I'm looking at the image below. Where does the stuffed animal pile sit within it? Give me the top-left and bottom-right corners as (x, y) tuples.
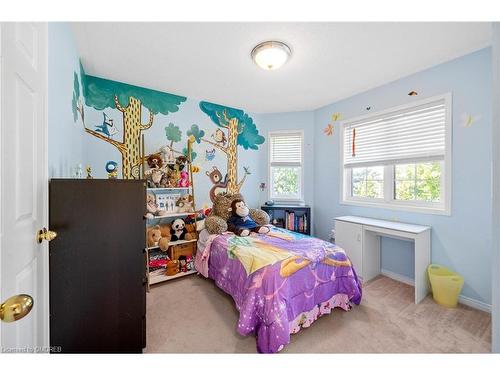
(144, 152), (191, 189)
(204, 193), (270, 235)
(146, 218), (197, 251)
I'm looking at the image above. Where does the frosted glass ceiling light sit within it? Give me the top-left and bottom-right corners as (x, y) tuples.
(251, 41), (291, 70)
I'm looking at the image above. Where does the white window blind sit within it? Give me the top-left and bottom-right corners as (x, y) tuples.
(343, 99), (446, 168)
(270, 132), (302, 166)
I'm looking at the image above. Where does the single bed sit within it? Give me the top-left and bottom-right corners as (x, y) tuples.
(195, 226), (362, 353)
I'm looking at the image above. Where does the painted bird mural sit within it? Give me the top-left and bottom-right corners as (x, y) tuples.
(205, 148), (216, 161)
(94, 113), (118, 139)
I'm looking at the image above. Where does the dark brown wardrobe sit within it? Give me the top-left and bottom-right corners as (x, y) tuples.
(49, 179), (146, 353)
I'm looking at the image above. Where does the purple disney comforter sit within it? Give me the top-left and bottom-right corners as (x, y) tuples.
(201, 227), (362, 353)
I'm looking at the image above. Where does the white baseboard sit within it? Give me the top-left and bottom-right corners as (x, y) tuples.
(380, 269), (491, 313)
(458, 295), (491, 313)
(381, 269), (414, 286)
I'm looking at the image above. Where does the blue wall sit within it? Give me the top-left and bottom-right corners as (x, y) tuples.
(312, 48), (492, 305)
(48, 23), (85, 178)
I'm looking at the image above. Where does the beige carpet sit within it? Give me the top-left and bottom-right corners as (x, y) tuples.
(145, 274), (491, 353)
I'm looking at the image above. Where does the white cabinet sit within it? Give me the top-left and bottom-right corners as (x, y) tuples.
(334, 220), (363, 278)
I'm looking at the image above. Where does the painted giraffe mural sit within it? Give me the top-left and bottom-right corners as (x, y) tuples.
(200, 101), (265, 196)
(74, 62), (186, 179)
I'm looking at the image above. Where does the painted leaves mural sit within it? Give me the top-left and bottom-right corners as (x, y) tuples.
(200, 101), (264, 197)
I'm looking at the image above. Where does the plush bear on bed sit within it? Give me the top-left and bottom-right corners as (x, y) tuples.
(227, 199), (270, 237)
(204, 193), (270, 235)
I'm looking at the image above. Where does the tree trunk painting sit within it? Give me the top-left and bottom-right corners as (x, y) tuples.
(83, 95), (153, 179)
(202, 111), (246, 194)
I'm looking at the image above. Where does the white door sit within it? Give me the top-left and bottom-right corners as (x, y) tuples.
(335, 220), (363, 278)
(0, 23), (49, 352)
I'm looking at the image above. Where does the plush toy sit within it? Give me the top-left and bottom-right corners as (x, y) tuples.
(145, 193), (167, 219)
(157, 223), (172, 252)
(178, 255), (188, 273)
(176, 194), (194, 213)
(160, 145), (175, 165)
(175, 155), (188, 170)
(170, 218), (194, 241)
(203, 194), (270, 236)
(147, 153), (163, 169)
(227, 199), (270, 237)
(184, 222), (198, 240)
(186, 255), (194, 271)
(166, 260), (179, 276)
(178, 171), (190, 187)
(144, 168), (164, 188)
(147, 225), (163, 247)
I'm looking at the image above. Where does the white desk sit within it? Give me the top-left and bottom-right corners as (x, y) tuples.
(334, 216), (431, 304)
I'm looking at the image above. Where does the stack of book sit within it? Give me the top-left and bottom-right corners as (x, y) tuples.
(285, 211), (308, 233)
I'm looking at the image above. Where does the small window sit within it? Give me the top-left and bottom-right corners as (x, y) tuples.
(341, 94), (451, 215)
(269, 131), (303, 202)
(394, 162), (442, 203)
(352, 166), (384, 199)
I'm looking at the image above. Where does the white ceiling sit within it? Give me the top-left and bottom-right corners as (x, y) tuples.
(72, 22), (491, 113)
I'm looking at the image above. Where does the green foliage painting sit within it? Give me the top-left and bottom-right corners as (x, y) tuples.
(164, 123), (182, 147)
(72, 72), (83, 123)
(199, 101), (264, 195)
(187, 124), (205, 144)
(183, 147), (197, 162)
(77, 62), (187, 179)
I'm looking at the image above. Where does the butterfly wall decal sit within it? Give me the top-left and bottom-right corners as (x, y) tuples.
(462, 113), (482, 128)
(323, 112), (342, 137)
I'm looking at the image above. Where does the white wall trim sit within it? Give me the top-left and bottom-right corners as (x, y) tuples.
(381, 269), (491, 313)
(381, 269), (415, 286)
(458, 295), (492, 313)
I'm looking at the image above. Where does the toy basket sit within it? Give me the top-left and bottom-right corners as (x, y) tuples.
(427, 264), (464, 308)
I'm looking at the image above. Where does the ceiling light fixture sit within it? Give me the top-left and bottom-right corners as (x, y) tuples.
(251, 41), (291, 71)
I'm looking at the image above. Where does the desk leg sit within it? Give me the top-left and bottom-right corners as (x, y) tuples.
(363, 230), (381, 282)
(414, 230), (431, 303)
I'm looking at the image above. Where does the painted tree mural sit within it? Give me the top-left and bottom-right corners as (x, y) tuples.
(164, 122), (182, 148)
(78, 63), (186, 178)
(200, 101), (264, 194)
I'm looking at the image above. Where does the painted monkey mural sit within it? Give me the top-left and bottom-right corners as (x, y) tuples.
(74, 63), (186, 179)
(200, 102), (264, 196)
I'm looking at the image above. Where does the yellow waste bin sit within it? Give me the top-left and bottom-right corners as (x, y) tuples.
(427, 264), (464, 308)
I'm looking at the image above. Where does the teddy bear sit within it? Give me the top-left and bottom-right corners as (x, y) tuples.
(147, 223), (172, 250)
(147, 225), (163, 247)
(227, 199), (270, 237)
(170, 218), (194, 241)
(166, 260), (179, 276)
(145, 193), (167, 219)
(176, 194), (194, 213)
(204, 193), (270, 235)
(147, 153), (163, 169)
(157, 223), (172, 252)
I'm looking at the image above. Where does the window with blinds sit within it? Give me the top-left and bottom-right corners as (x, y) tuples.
(341, 94), (451, 215)
(343, 99), (446, 168)
(269, 131), (303, 201)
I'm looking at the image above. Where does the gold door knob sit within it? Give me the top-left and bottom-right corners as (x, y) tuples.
(0, 294), (33, 322)
(37, 228), (57, 243)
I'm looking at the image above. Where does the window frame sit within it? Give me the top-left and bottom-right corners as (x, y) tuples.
(339, 93), (452, 216)
(268, 130), (305, 203)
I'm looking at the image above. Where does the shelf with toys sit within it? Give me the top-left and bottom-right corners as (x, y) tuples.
(142, 136), (199, 288)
